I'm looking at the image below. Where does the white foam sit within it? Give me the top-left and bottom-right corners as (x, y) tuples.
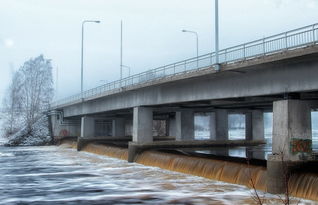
(0, 152), (14, 157)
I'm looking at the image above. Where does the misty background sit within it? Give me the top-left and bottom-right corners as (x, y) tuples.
(1, 0), (318, 101)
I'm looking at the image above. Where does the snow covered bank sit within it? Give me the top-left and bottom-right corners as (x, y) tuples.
(5, 115), (52, 146)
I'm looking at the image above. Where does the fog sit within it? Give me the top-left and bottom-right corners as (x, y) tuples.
(0, 0), (318, 102)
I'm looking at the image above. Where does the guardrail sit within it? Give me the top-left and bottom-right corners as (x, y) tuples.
(51, 23), (318, 108)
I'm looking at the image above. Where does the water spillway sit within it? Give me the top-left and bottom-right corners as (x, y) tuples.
(82, 143), (128, 160)
(136, 151), (267, 191)
(289, 173), (318, 200)
(62, 140), (318, 202)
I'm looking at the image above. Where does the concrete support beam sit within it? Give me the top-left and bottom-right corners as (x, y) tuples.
(210, 110), (228, 140)
(112, 118), (125, 137)
(245, 110), (264, 141)
(133, 107), (153, 143)
(175, 110), (194, 140)
(267, 100), (312, 194)
(80, 116), (95, 138)
(168, 117), (176, 137)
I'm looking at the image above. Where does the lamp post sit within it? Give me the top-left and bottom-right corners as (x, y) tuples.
(81, 20), (100, 98)
(215, 0), (220, 71)
(182, 29), (199, 67)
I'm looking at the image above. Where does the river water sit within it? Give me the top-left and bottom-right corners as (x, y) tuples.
(1, 145), (305, 205)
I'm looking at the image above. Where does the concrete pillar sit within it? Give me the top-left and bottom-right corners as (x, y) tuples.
(125, 120), (133, 136)
(168, 117), (176, 137)
(210, 110), (228, 140)
(245, 110), (264, 141)
(133, 107), (153, 143)
(272, 100), (312, 160)
(267, 100), (312, 194)
(112, 118), (125, 137)
(209, 112), (216, 139)
(80, 116), (95, 138)
(175, 110), (194, 140)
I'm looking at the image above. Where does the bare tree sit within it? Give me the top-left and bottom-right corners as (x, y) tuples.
(18, 55), (53, 129)
(2, 71), (23, 137)
(2, 55), (54, 137)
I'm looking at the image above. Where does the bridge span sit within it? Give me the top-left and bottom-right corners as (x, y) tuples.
(50, 23), (318, 194)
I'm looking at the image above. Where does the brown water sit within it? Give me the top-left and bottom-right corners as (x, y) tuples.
(136, 151), (267, 191)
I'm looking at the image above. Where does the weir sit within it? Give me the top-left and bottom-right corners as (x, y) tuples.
(60, 140), (318, 201)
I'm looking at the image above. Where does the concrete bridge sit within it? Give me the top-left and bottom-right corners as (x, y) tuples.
(50, 23), (318, 194)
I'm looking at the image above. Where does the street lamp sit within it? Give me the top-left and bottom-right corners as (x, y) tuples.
(215, 0), (220, 71)
(81, 20), (100, 98)
(182, 29), (199, 67)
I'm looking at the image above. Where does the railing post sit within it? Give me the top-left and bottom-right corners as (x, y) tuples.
(225, 49), (227, 63)
(313, 25), (316, 43)
(285, 32), (288, 50)
(243, 44), (246, 59)
(197, 57), (199, 69)
(173, 64), (176, 74)
(263, 38), (266, 56)
(184, 60), (187, 71)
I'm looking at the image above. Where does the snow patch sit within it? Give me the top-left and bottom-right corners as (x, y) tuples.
(5, 115), (52, 146)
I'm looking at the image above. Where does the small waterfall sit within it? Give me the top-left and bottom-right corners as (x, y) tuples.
(60, 139), (78, 149)
(82, 143), (128, 160)
(136, 151), (267, 191)
(289, 173), (318, 201)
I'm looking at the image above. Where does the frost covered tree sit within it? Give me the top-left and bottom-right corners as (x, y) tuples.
(2, 55), (54, 143)
(2, 71), (23, 136)
(18, 55), (54, 129)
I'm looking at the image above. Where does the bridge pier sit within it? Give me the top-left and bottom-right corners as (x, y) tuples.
(245, 110), (264, 141)
(210, 109), (228, 140)
(80, 116), (95, 138)
(175, 110), (194, 140)
(267, 100), (312, 194)
(128, 107), (153, 162)
(132, 107), (153, 143)
(112, 118), (126, 137)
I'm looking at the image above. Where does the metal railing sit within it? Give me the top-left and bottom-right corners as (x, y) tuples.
(51, 23), (318, 108)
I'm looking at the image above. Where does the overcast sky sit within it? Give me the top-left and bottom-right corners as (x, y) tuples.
(0, 0), (318, 102)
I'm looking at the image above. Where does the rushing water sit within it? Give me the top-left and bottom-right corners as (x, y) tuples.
(0, 145), (304, 205)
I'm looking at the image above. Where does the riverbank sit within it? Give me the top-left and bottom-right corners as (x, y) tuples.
(60, 139), (318, 202)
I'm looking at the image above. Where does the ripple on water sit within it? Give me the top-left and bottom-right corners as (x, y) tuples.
(0, 146), (317, 205)
(0, 152), (14, 157)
